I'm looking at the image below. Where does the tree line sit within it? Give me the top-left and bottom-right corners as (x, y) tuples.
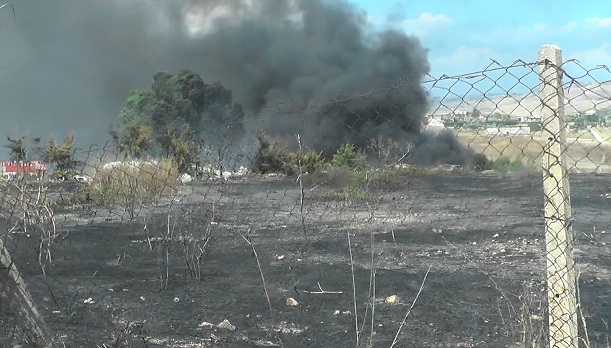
(3, 69), (245, 179)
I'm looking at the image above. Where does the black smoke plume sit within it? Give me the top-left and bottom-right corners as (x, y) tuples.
(0, 0), (470, 165)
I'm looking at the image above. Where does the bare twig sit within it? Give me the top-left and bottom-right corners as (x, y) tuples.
(2, 176), (58, 277)
(369, 228), (376, 346)
(347, 231), (359, 348)
(240, 230), (273, 318)
(392, 142), (414, 167)
(296, 134), (307, 239)
(302, 282), (343, 294)
(390, 265), (432, 348)
(576, 269), (591, 348)
(0, 3), (15, 28)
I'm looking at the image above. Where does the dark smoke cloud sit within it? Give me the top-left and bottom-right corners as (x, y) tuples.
(0, 0), (470, 165)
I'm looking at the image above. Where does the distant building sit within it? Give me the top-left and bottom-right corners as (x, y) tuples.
(0, 161), (48, 180)
(425, 117), (445, 128)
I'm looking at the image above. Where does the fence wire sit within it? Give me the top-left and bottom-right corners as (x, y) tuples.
(0, 56), (610, 348)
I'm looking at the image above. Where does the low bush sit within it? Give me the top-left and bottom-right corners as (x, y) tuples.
(288, 151), (325, 175)
(471, 153), (531, 173)
(308, 167), (374, 202)
(70, 159), (179, 215)
(255, 136), (372, 177)
(254, 133), (325, 175)
(254, 134), (291, 174)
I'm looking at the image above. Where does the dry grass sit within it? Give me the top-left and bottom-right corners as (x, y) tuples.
(73, 159), (179, 216)
(0, 176), (58, 277)
(455, 130), (611, 172)
(456, 130), (544, 163)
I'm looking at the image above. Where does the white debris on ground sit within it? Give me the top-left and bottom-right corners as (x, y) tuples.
(197, 321), (214, 328)
(259, 321), (307, 336)
(217, 319), (236, 331)
(198, 165), (250, 181)
(179, 173), (193, 184)
(73, 174), (91, 183)
(102, 160), (159, 171)
(384, 295), (400, 305)
(285, 297), (299, 307)
(99, 160), (250, 182)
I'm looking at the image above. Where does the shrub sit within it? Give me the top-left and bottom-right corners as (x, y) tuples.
(70, 159), (179, 216)
(254, 133), (291, 174)
(330, 169), (373, 202)
(331, 144), (367, 171)
(471, 154), (530, 173)
(254, 133), (325, 175)
(288, 151), (325, 175)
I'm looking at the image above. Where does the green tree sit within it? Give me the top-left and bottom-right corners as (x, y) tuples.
(109, 122), (152, 159)
(119, 89), (155, 126)
(167, 133), (200, 174)
(471, 107), (481, 119)
(37, 133), (81, 179)
(113, 70), (244, 173)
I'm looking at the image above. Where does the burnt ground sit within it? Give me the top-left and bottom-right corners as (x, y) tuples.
(5, 170), (611, 347)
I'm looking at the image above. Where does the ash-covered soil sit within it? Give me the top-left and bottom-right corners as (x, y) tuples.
(8, 171), (611, 347)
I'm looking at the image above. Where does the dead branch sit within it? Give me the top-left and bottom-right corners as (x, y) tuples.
(301, 282), (343, 295)
(239, 230), (273, 318)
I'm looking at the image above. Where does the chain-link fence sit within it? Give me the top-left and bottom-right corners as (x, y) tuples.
(0, 45), (610, 347)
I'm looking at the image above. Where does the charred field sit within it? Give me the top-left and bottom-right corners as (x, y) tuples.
(9, 170), (611, 347)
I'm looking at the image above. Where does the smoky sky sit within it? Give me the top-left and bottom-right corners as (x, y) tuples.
(0, 0), (469, 164)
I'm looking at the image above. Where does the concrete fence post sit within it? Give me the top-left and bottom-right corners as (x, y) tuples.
(538, 44), (578, 348)
(0, 236), (53, 347)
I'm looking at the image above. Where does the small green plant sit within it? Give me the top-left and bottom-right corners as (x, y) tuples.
(331, 144), (367, 171)
(318, 168), (374, 202)
(492, 157), (526, 172)
(472, 154), (530, 173)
